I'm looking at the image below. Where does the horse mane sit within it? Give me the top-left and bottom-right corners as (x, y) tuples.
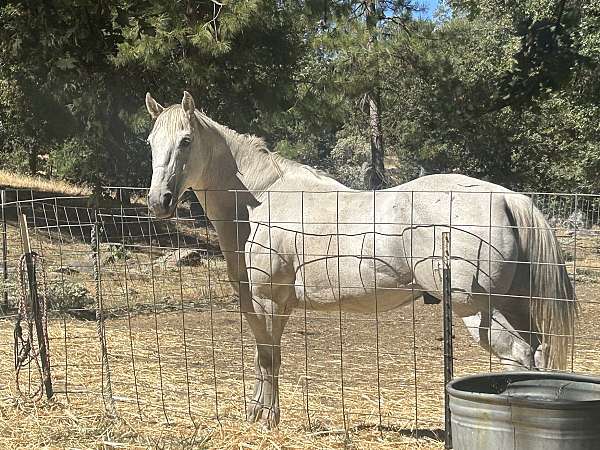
(198, 112), (327, 181)
(197, 110), (333, 183)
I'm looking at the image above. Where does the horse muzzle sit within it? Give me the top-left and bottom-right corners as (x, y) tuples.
(148, 186), (177, 219)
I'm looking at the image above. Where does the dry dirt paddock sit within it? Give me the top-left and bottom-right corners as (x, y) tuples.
(0, 216), (597, 449)
(0, 289), (599, 449)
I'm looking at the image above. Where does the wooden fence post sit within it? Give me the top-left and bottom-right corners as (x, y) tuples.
(18, 213), (53, 400)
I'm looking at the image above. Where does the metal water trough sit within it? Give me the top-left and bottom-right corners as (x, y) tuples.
(447, 372), (600, 450)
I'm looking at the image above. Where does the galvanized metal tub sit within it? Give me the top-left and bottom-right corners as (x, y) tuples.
(447, 372), (600, 450)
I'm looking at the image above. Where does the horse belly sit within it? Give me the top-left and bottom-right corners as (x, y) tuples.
(296, 263), (415, 313)
(297, 284), (416, 313)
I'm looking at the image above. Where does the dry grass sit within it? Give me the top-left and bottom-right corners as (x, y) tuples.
(0, 170), (91, 197)
(1, 286), (599, 449)
(0, 203), (598, 449)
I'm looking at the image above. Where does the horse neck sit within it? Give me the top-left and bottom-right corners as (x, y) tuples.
(188, 124), (257, 270)
(201, 117), (283, 197)
(196, 187), (252, 284)
(193, 118), (290, 277)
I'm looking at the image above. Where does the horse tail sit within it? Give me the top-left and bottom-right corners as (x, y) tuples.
(505, 194), (578, 369)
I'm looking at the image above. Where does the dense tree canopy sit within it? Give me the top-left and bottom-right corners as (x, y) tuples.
(0, 0), (598, 193)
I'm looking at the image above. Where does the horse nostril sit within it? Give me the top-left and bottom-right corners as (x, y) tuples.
(161, 192), (173, 210)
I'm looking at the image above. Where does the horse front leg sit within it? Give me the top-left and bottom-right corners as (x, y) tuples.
(244, 296), (292, 428)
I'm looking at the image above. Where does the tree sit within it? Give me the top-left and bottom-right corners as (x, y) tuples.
(0, 1), (150, 187)
(1, 0), (599, 195)
(380, 0), (600, 192)
(112, 0), (308, 137)
(291, 0), (417, 189)
(0, 0), (309, 189)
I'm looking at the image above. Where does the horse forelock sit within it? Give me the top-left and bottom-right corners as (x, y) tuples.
(150, 105), (196, 140)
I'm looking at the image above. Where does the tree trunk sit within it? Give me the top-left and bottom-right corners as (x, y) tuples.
(28, 144), (38, 176)
(367, 91), (385, 189)
(365, 0), (385, 190)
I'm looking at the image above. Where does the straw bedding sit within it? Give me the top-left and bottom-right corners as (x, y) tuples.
(0, 283), (599, 449)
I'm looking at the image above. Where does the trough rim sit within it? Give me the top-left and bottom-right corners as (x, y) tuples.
(447, 371), (600, 410)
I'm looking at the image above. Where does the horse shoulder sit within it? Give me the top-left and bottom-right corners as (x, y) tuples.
(245, 207), (297, 298)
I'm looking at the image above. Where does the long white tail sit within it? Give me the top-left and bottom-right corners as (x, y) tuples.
(505, 194), (578, 369)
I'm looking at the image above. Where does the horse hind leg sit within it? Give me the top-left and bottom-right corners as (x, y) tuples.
(487, 307), (536, 370)
(534, 343), (548, 369)
(456, 294), (536, 370)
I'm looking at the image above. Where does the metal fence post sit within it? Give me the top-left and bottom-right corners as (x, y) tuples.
(2, 190), (8, 311)
(92, 205), (117, 416)
(442, 231), (454, 449)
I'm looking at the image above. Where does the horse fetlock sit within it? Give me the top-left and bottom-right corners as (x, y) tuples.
(534, 343), (548, 369)
(487, 314), (535, 370)
(495, 338), (534, 370)
(511, 336), (534, 368)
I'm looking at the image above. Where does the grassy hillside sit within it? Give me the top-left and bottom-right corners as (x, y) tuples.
(0, 170), (91, 197)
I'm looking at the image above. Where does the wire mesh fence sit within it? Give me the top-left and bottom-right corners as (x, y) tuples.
(0, 187), (598, 441)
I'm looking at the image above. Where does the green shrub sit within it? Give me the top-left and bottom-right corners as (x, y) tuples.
(46, 281), (94, 311)
(0, 275), (20, 309)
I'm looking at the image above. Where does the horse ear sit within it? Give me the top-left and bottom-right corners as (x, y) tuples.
(145, 92), (164, 119)
(181, 91), (195, 118)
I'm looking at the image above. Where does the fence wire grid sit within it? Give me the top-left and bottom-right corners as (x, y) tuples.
(0, 187), (599, 439)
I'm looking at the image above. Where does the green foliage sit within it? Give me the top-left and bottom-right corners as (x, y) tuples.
(0, 0), (311, 188)
(379, 1), (600, 192)
(46, 281), (94, 312)
(50, 138), (94, 184)
(329, 126), (371, 189)
(0, 273), (20, 309)
(104, 243), (130, 264)
(0, 0), (599, 194)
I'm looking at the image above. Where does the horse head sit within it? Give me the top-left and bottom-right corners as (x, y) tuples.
(145, 91), (210, 218)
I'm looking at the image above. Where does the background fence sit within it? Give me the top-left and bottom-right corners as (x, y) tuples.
(0, 187), (599, 441)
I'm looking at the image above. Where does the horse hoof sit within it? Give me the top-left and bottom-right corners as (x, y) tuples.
(246, 402), (262, 423)
(246, 402), (280, 428)
(261, 408), (280, 429)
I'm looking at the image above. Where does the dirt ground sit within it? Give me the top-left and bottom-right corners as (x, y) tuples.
(0, 207), (598, 449)
(0, 282), (599, 449)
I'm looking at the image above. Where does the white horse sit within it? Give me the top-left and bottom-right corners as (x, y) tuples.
(144, 91), (577, 427)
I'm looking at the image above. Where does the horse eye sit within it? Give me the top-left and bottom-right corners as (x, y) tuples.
(180, 137), (192, 148)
